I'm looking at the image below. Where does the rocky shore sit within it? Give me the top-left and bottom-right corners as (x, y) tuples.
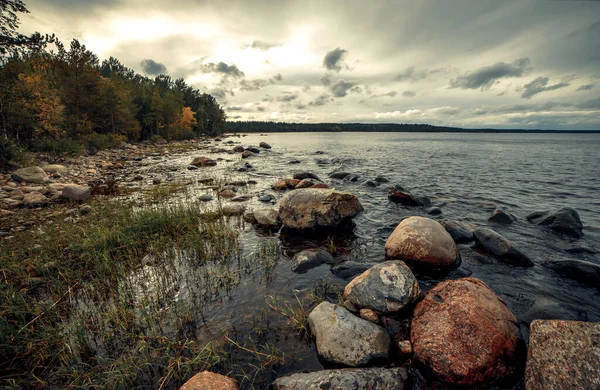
(2, 135), (598, 389)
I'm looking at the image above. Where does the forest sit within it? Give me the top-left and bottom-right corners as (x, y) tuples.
(0, 0), (226, 166)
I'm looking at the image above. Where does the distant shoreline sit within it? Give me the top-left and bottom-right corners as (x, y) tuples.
(225, 122), (600, 134)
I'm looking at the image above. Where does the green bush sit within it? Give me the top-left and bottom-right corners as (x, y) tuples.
(81, 133), (123, 155)
(29, 137), (83, 163)
(0, 137), (26, 169)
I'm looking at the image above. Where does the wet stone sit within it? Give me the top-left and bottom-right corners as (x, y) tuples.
(291, 248), (334, 273)
(272, 367), (409, 390)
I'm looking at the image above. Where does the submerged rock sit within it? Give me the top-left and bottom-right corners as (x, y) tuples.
(12, 166), (49, 184)
(489, 208), (517, 224)
(329, 171), (351, 180)
(343, 261), (421, 314)
(526, 320), (600, 390)
(259, 141), (271, 149)
(308, 302), (391, 366)
(293, 172), (321, 181)
(388, 185), (429, 206)
(291, 248), (334, 273)
(295, 178), (316, 189)
(233, 145), (245, 153)
(544, 259), (600, 288)
(331, 261), (378, 279)
(473, 228), (533, 267)
(258, 193), (276, 203)
(279, 188), (362, 229)
(180, 371), (239, 390)
(527, 207), (583, 239)
(441, 220), (473, 243)
(411, 278), (522, 387)
(222, 204), (246, 216)
(241, 150), (255, 159)
(272, 367), (409, 390)
(384, 216), (460, 268)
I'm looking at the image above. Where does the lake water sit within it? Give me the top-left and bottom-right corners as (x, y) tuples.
(127, 132), (600, 388)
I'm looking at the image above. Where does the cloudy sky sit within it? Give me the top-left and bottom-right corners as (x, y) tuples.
(20, 0), (600, 129)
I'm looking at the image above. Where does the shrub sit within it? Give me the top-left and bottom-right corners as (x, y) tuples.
(29, 137), (83, 163)
(0, 137), (26, 169)
(81, 132), (123, 155)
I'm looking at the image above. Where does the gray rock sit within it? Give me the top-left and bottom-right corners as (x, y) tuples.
(291, 248), (334, 273)
(344, 261), (421, 314)
(279, 188), (362, 229)
(527, 207), (584, 239)
(473, 228), (533, 267)
(308, 302), (391, 366)
(272, 367), (409, 390)
(526, 320), (600, 390)
(23, 192), (48, 207)
(441, 220), (473, 243)
(231, 195), (250, 202)
(489, 208), (517, 224)
(426, 207), (442, 216)
(61, 184), (91, 201)
(246, 146), (260, 153)
(364, 180), (379, 188)
(259, 141), (271, 149)
(544, 259), (600, 288)
(293, 172), (321, 181)
(198, 194), (213, 202)
(42, 164), (67, 174)
(375, 176), (390, 183)
(253, 208), (281, 228)
(330, 171), (351, 180)
(258, 194), (276, 203)
(79, 205), (93, 215)
(332, 261), (378, 279)
(385, 216), (460, 268)
(12, 167), (49, 184)
(233, 145), (245, 152)
(187, 165), (198, 170)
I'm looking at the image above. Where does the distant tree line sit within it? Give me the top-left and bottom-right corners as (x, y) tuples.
(226, 121), (599, 134)
(0, 0), (225, 166)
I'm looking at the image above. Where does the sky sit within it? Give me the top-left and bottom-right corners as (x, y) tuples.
(19, 0), (600, 129)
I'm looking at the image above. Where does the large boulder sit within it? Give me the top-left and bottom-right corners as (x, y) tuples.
(272, 367), (409, 390)
(180, 371), (239, 390)
(527, 207), (583, 239)
(473, 228), (533, 266)
(384, 216), (460, 268)
(61, 184), (91, 201)
(343, 261), (421, 314)
(190, 157), (217, 167)
(308, 302), (390, 366)
(544, 259), (600, 288)
(525, 320), (600, 390)
(291, 248), (334, 273)
(23, 192), (48, 207)
(12, 166), (49, 184)
(279, 188), (361, 229)
(411, 278), (521, 387)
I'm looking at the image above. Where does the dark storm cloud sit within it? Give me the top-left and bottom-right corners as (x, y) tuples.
(239, 74), (282, 91)
(210, 88), (234, 100)
(323, 48), (348, 72)
(140, 59), (167, 75)
(577, 97), (600, 110)
(330, 80), (358, 97)
(200, 62), (245, 78)
(576, 84), (595, 91)
(450, 58), (530, 90)
(309, 94), (332, 106)
(276, 93), (298, 102)
(395, 67), (442, 82)
(521, 77), (570, 99)
(402, 90), (416, 97)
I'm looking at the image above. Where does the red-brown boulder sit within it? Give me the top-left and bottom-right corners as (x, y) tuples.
(180, 371), (239, 390)
(411, 278), (521, 387)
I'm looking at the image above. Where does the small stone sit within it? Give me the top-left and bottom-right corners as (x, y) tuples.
(23, 192), (48, 207)
(359, 308), (379, 323)
(187, 165), (198, 170)
(219, 189), (236, 198)
(180, 371), (239, 390)
(330, 171), (351, 179)
(79, 205), (92, 215)
(259, 141), (271, 149)
(295, 178), (315, 189)
(190, 157), (217, 167)
(231, 195), (250, 202)
(61, 184), (91, 201)
(222, 204), (246, 216)
(272, 180), (288, 191)
(398, 340), (412, 354)
(489, 208), (517, 224)
(253, 208), (280, 227)
(291, 248), (334, 273)
(198, 194), (213, 202)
